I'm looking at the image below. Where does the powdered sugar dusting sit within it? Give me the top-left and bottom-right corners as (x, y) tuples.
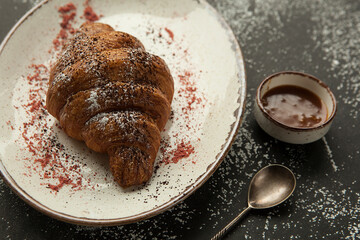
(208, 0), (360, 239)
(86, 111), (144, 134)
(52, 72), (71, 86)
(96, 115), (108, 129)
(322, 137), (338, 172)
(1, 0), (359, 239)
(0, 0), (244, 225)
(86, 90), (100, 111)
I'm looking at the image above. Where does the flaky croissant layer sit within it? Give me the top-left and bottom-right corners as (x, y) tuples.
(46, 22), (174, 187)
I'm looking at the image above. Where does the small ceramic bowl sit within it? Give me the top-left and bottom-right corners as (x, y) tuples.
(254, 71), (337, 144)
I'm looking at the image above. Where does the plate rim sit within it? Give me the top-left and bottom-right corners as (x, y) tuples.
(0, 0), (247, 226)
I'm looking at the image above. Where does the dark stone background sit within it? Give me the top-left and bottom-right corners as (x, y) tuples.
(0, 0), (359, 239)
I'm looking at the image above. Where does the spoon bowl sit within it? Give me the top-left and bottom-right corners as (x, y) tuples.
(212, 164), (296, 240)
(249, 164), (296, 209)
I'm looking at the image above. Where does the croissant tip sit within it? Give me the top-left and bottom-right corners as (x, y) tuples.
(109, 146), (153, 188)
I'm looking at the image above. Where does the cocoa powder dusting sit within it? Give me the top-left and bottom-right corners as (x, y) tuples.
(83, 6), (100, 22)
(53, 3), (77, 50)
(19, 1), (102, 193)
(52, 1), (101, 51)
(164, 27), (174, 42)
(148, 26), (206, 165)
(82, 0), (101, 22)
(58, 3), (76, 14)
(19, 2), (204, 194)
(161, 141), (194, 165)
(177, 71), (203, 116)
(21, 63), (87, 193)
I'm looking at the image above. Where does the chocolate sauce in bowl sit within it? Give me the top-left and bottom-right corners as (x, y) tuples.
(261, 85), (328, 128)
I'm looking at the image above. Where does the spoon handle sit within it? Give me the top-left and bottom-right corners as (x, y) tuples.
(211, 206), (252, 240)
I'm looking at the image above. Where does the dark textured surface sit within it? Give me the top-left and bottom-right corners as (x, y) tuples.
(1, 0), (359, 239)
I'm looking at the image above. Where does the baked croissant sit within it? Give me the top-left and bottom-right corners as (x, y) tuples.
(46, 22), (174, 187)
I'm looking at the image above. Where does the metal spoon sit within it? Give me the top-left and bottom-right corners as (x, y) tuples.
(212, 164), (296, 240)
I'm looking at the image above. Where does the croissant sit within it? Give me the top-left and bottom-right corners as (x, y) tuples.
(46, 22), (174, 187)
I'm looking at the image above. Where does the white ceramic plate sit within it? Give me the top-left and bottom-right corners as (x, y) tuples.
(0, 0), (246, 225)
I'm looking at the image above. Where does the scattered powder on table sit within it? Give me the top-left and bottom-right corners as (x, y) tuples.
(13, 0), (358, 239)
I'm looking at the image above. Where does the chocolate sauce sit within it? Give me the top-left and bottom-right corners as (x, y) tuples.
(261, 85), (328, 128)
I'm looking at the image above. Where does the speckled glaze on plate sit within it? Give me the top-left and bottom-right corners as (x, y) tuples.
(0, 0), (246, 225)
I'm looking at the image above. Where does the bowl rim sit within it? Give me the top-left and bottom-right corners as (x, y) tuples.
(256, 71), (337, 132)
